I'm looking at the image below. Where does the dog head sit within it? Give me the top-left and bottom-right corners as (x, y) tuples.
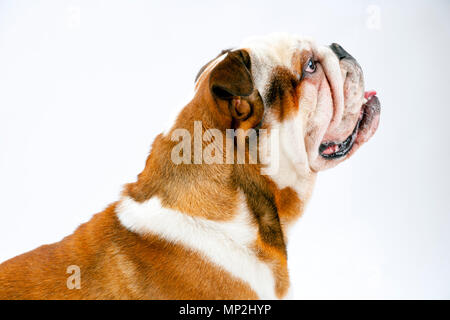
(193, 33), (380, 188)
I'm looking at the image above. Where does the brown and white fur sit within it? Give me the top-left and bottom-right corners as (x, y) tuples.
(0, 33), (380, 300)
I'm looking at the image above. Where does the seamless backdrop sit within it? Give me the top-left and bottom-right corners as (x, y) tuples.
(0, 0), (449, 299)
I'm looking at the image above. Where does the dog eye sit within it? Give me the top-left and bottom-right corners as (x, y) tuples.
(305, 59), (316, 73)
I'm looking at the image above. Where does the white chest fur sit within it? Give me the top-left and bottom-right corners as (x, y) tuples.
(116, 195), (278, 299)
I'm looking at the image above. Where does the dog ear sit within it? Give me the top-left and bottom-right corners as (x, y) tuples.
(209, 50), (254, 119)
(195, 49), (232, 83)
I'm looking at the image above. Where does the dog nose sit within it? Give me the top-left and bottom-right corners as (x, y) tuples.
(329, 43), (354, 61)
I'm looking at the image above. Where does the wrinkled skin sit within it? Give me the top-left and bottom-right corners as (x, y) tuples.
(241, 34), (380, 176)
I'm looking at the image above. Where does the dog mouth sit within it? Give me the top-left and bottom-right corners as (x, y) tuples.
(319, 91), (380, 159)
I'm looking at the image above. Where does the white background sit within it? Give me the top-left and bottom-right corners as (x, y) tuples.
(1, 0), (449, 299)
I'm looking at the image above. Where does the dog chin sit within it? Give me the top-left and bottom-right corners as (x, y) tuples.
(308, 93), (380, 172)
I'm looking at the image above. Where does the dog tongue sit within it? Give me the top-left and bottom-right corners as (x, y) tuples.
(364, 91), (377, 100)
(322, 143), (340, 155)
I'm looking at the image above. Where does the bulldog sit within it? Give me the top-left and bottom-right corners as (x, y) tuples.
(0, 33), (380, 299)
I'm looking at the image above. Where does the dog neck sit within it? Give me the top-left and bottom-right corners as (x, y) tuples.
(117, 85), (317, 299)
(123, 87), (315, 230)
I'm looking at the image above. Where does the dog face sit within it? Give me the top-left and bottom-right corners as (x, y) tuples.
(195, 33), (380, 186)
